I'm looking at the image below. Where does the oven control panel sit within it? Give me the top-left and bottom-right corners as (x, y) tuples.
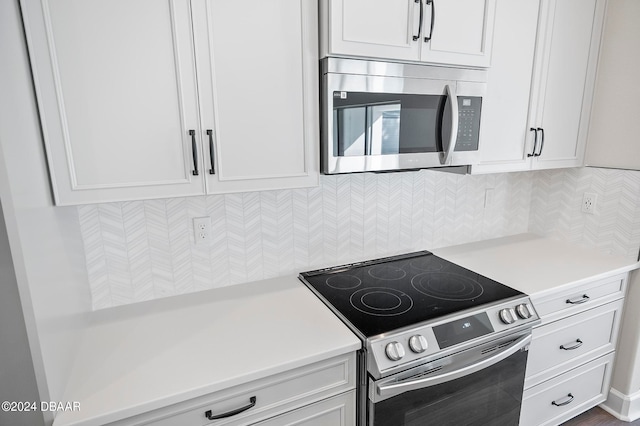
(367, 296), (539, 378)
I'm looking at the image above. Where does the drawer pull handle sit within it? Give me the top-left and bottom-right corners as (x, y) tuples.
(566, 295), (589, 305)
(205, 396), (256, 420)
(560, 339), (583, 351)
(552, 393), (574, 407)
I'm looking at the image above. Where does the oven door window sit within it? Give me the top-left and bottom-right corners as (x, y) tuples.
(332, 92), (450, 157)
(370, 348), (527, 426)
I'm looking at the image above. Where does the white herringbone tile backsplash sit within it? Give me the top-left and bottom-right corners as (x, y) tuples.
(529, 167), (640, 259)
(79, 167), (640, 310)
(78, 170), (533, 309)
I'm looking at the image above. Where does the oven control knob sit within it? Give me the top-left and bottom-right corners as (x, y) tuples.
(385, 341), (405, 361)
(499, 308), (517, 324)
(409, 335), (429, 353)
(516, 303), (533, 319)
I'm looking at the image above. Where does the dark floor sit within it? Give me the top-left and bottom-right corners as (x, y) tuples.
(561, 406), (640, 425)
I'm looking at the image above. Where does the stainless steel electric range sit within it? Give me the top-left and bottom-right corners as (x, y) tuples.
(299, 251), (540, 426)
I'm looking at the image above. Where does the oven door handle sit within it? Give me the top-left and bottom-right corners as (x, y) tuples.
(374, 333), (531, 403)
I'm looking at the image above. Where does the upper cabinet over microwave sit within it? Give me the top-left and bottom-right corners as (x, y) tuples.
(320, 0), (497, 68)
(20, 0), (319, 205)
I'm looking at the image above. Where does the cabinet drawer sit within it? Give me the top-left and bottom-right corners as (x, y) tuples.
(533, 273), (626, 323)
(525, 299), (622, 388)
(107, 353), (355, 426)
(520, 353), (614, 426)
(254, 391), (355, 426)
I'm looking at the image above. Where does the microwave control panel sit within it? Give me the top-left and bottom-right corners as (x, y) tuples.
(455, 97), (482, 151)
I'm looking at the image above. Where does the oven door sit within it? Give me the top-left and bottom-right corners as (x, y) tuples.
(368, 332), (531, 426)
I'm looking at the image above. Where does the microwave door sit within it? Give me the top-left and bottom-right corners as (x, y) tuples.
(327, 89), (449, 174)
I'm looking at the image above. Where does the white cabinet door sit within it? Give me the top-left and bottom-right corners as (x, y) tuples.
(254, 391), (355, 426)
(21, 0), (205, 205)
(322, 0), (495, 67)
(529, 0), (605, 170)
(323, 0), (422, 62)
(192, 0), (319, 194)
(420, 0), (496, 67)
(473, 0), (604, 174)
(472, 0), (540, 174)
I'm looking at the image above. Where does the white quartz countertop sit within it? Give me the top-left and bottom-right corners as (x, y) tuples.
(53, 276), (360, 426)
(432, 233), (640, 299)
(54, 234), (639, 425)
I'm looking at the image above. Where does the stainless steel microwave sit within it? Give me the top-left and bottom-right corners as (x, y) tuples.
(321, 58), (487, 174)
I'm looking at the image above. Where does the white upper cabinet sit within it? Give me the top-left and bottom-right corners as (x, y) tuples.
(192, 0), (318, 194)
(320, 0), (496, 67)
(21, 0), (318, 205)
(473, 0), (605, 174)
(530, 0), (604, 170)
(21, 0), (205, 204)
(474, 0), (541, 173)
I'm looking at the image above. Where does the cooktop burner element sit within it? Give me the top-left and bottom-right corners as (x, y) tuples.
(350, 287), (414, 316)
(300, 251), (524, 338)
(367, 265), (407, 281)
(411, 272), (484, 301)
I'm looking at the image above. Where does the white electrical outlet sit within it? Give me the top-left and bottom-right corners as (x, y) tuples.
(193, 217), (211, 245)
(484, 188), (495, 208)
(582, 192), (597, 214)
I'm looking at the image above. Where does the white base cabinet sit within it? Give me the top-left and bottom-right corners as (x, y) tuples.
(21, 0), (319, 205)
(473, 0), (606, 174)
(519, 273), (628, 426)
(103, 353), (356, 426)
(255, 391), (355, 426)
(520, 353), (615, 426)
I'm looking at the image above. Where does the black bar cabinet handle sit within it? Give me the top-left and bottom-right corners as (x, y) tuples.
(552, 393), (574, 407)
(566, 294), (589, 305)
(560, 339), (583, 351)
(534, 127), (545, 157)
(189, 130), (199, 176)
(204, 396), (256, 420)
(412, 0), (424, 41)
(207, 129), (215, 174)
(527, 128), (538, 157)
(424, 0), (435, 42)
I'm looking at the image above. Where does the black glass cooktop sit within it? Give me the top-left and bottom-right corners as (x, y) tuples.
(299, 251), (523, 338)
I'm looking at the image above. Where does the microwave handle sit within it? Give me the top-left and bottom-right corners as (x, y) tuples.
(441, 84), (458, 165)
(373, 333), (531, 403)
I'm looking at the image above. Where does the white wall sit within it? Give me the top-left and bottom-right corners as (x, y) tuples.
(586, 0), (640, 170)
(0, 0), (92, 424)
(605, 270), (640, 421)
(0, 201), (44, 426)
